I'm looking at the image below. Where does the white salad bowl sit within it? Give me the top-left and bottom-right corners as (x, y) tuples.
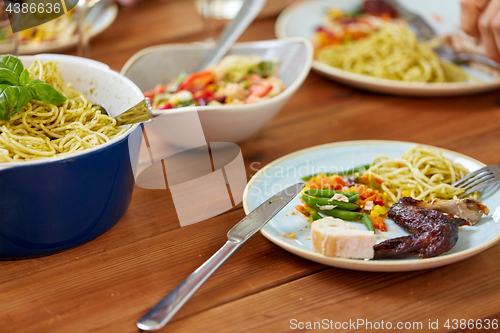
(121, 38), (313, 143)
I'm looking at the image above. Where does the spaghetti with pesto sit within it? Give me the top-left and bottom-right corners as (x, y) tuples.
(363, 146), (471, 205)
(316, 23), (468, 83)
(0, 61), (127, 162)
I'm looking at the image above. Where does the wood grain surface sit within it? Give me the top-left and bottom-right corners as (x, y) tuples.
(2, 0), (500, 332)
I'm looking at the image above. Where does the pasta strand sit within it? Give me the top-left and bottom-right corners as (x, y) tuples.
(0, 61), (127, 162)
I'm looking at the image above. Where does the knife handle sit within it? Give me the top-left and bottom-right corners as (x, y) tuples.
(136, 240), (244, 331)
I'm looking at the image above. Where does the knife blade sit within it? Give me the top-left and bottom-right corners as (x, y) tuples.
(136, 182), (305, 331)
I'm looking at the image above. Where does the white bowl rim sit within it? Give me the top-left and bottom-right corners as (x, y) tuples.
(0, 55), (140, 170)
(120, 37), (314, 114)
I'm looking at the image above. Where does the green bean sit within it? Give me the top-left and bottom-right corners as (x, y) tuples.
(302, 194), (375, 232)
(360, 213), (375, 232)
(312, 212), (323, 221)
(318, 208), (362, 220)
(347, 193), (359, 202)
(301, 194), (359, 211)
(318, 210), (375, 232)
(304, 189), (360, 203)
(301, 164), (371, 181)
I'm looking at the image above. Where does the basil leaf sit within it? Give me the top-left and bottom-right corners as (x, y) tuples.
(27, 79), (67, 105)
(0, 55), (24, 77)
(0, 68), (20, 86)
(0, 84), (32, 121)
(19, 68), (30, 86)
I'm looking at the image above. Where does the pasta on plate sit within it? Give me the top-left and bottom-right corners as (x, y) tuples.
(312, 1), (469, 83)
(363, 146), (471, 205)
(316, 23), (468, 83)
(0, 61), (127, 162)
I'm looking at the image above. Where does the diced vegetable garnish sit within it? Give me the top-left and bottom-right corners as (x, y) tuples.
(145, 55), (286, 109)
(296, 171), (387, 231)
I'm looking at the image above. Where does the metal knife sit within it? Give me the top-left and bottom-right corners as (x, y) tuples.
(136, 182), (305, 331)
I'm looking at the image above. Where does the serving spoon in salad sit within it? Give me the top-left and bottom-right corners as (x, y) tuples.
(194, 0), (267, 71)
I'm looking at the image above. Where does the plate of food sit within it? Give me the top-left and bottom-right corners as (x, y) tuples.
(0, 3), (118, 55)
(275, 0), (500, 96)
(242, 140), (500, 272)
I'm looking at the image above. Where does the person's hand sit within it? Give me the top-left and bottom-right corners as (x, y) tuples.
(460, 0), (500, 62)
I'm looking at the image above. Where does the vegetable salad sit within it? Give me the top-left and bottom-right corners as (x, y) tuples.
(144, 55), (286, 110)
(312, 0), (398, 50)
(297, 172), (388, 232)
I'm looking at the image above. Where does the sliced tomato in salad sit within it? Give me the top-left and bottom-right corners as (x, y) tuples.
(176, 70), (215, 93)
(193, 89), (216, 106)
(158, 103), (173, 110)
(144, 84), (167, 100)
(245, 81), (272, 103)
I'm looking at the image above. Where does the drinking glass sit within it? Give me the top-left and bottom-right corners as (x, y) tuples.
(195, 0), (244, 40)
(76, 0), (90, 57)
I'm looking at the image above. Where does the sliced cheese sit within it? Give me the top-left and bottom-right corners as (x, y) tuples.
(311, 217), (376, 259)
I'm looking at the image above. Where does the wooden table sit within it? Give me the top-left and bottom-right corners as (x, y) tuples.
(3, 1), (500, 332)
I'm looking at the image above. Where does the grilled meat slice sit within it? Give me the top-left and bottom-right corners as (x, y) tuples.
(374, 197), (470, 259)
(413, 198), (489, 225)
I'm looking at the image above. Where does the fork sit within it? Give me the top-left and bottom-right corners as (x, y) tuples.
(434, 45), (500, 71)
(452, 164), (500, 197)
(382, 0), (500, 71)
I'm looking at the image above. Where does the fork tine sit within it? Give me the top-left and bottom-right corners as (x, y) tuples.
(459, 173), (495, 190)
(459, 179), (500, 197)
(452, 166), (490, 187)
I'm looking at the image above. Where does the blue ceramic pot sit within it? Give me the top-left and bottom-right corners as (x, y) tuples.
(0, 55), (144, 259)
(0, 127), (140, 259)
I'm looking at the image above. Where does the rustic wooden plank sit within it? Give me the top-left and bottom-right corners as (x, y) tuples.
(2, 1), (500, 332)
(164, 244), (500, 332)
(0, 190), (325, 332)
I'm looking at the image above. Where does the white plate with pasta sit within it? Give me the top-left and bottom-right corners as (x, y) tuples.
(243, 140), (500, 272)
(0, 3), (118, 55)
(275, 0), (500, 96)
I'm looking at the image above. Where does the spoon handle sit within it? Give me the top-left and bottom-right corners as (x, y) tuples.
(194, 0), (267, 72)
(136, 240), (244, 331)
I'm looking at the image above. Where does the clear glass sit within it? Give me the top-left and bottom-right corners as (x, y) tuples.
(195, 0), (244, 40)
(77, 0), (90, 57)
(196, 0), (244, 19)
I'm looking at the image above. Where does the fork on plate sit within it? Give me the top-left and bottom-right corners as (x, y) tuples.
(382, 0), (500, 71)
(452, 164), (500, 197)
